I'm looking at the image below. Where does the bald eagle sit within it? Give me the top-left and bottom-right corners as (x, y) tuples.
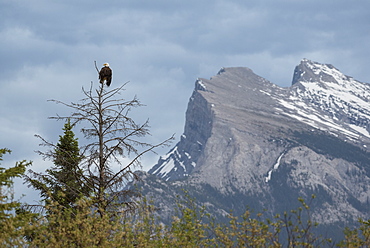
(99, 63), (112, 86)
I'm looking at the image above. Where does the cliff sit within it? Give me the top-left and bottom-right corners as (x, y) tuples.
(140, 59), (370, 234)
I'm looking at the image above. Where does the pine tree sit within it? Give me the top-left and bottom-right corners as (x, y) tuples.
(27, 119), (89, 210)
(0, 148), (35, 246)
(0, 148), (31, 219)
(49, 119), (88, 207)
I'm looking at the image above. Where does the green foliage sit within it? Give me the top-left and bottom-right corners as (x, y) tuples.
(2, 175), (370, 247)
(28, 196), (208, 247)
(29, 198), (128, 247)
(1, 148), (367, 247)
(50, 119), (87, 204)
(0, 148), (24, 218)
(166, 193), (211, 247)
(0, 148), (27, 213)
(0, 148), (37, 247)
(337, 219), (370, 247)
(213, 210), (280, 247)
(27, 119), (89, 211)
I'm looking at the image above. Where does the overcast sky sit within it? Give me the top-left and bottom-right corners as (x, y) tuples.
(1, 0), (370, 202)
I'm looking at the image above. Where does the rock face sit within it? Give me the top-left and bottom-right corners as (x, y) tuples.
(142, 59), (370, 232)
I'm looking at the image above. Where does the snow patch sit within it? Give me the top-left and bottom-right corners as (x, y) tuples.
(185, 152), (191, 159)
(276, 69), (370, 140)
(196, 79), (207, 90)
(159, 146), (178, 161)
(265, 153), (284, 183)
(259, 90), (271, 96)
(155, 158), (175, 178)
(349, 124), (370, 138)
(152, 145), (195, 180)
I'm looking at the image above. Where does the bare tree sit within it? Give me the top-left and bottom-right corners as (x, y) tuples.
(46, 77), (173, 216)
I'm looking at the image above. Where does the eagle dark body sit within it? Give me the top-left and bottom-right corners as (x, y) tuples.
(99, 65), (112, 86)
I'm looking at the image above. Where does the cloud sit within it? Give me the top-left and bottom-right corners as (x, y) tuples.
(1, 0), (370, 202)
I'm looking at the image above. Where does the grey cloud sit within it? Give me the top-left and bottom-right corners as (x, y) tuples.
(1, 0), (370, 202)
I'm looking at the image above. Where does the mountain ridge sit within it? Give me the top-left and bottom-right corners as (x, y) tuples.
(142, 59), (370, 231)
(150, 59), (370, 182)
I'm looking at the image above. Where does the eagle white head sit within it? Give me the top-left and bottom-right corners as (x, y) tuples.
(103, 63), (110, 67)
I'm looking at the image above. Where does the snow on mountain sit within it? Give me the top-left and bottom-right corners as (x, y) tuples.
(138, 59), (370, 234)
(265, 152), (285, 183)
(151, 59), (370, 181)
(278, 59), (370, 143)
(149, 146), (196, 181)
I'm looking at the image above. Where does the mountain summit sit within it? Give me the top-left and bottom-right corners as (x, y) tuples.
(143, 59), (370, 231)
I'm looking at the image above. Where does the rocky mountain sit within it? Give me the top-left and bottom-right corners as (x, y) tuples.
(138, 59), (370, 236)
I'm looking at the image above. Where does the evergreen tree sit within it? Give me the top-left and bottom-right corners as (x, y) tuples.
(27, 119), (89, 209)
(0, 148), (35, 246)
(49, 119), (89, 207)
(0, 148), (30, 220)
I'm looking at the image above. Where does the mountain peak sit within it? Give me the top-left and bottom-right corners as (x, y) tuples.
(142, 59), (370, 232)
(292, 59), (348, 86)
(151, 60), (370, 183)
(287, 59), (370, 142)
